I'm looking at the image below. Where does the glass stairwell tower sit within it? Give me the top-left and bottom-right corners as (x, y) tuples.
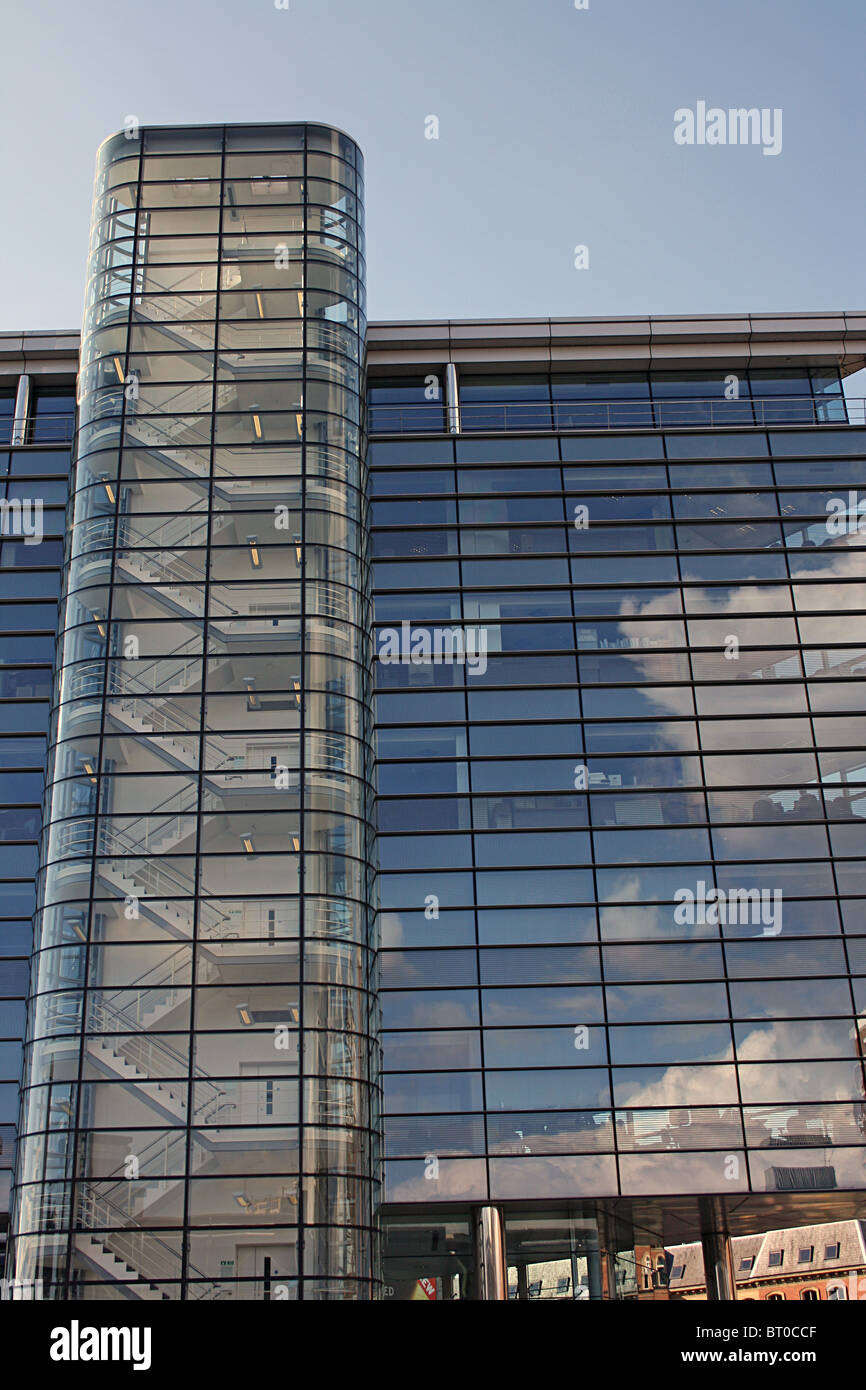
(8, 122), (380, 1300)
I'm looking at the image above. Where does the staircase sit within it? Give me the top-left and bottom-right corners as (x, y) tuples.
(75, 1236), (171, 1300)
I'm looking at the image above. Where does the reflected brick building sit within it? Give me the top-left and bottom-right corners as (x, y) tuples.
(665, 1218), (866, 1300)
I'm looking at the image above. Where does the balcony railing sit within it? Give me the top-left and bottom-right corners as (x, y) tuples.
(1, 415), (75, 446)
(368, 396), (864, 436)
(5, 399), (861, 444)
(5, 398), (863, 444)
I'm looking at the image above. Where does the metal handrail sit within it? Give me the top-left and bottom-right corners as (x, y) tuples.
(84, 378), (217, 422)
(96, 770), (200, 861)
(89, 997), (223, 1095)
(369, 395), (864, 435)
(75, 513), (216, 555)
(2, 416), (75, 445)
(10, 393), (857, 447)
(108, 694), (203, 759)
(65, 649), (203, 704)
(116, 540), (202, 587)
(42, 815), (230, 929)
(121, 507), (233, 552)
(89, 1001), (189, 1096)
(119, 401), (212, 449)
(103, 669), (235, 768)
(75, 1184), (228, 1296)
(103, 843), (195, 901)
(129, 296), (215, 352)
(108, 653), (201, 699)
(107, 940), (194, 997)
(107, 692), (197, 739)
(116, 540), (238, 615)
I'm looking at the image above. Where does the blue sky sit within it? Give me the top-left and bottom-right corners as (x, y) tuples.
(1, 0), (864, 329)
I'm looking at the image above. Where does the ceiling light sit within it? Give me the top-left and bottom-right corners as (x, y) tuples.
(241, 834), (255, 854)
(251, 412), (262, 439)
(112, 357), (125, 383)
(243, 675), (259, 710)
(247, 535), (261, 569)
(292, 835), (300, 852)
(237, 1005), (252, 1026)
(255, 292), (265, 320)
(102, 478), (116, 504)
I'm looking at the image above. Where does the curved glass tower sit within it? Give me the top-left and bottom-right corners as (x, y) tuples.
(9, 123), (379, 1300)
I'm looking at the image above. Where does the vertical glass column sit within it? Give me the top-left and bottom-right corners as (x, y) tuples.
(8, 122), (379, 1301)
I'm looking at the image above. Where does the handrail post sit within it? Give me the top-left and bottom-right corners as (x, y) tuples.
(445, 362), (461, 435)
(11, 375), (30, 445)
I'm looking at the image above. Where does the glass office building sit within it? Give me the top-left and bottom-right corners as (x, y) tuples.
(0, 341), (77, 1278)
(3, 123), (866, 1301)
(368, 342), (866, 1299)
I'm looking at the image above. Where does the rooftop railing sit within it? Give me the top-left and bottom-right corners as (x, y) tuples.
(368, 396), (864, 436)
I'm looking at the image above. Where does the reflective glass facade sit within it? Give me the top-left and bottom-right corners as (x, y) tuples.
(373, 421), (866, 1211)
(369, 367), (849, 434)
(9, 124), (380, 1300)
(0, 378), (74, 1274)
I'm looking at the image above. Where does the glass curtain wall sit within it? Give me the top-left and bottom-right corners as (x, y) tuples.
(0, 432), (73, 1268)
(454, 370), (848, 433)
(371, 425), (866, 1211)
(8, 123), (379, 1301)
